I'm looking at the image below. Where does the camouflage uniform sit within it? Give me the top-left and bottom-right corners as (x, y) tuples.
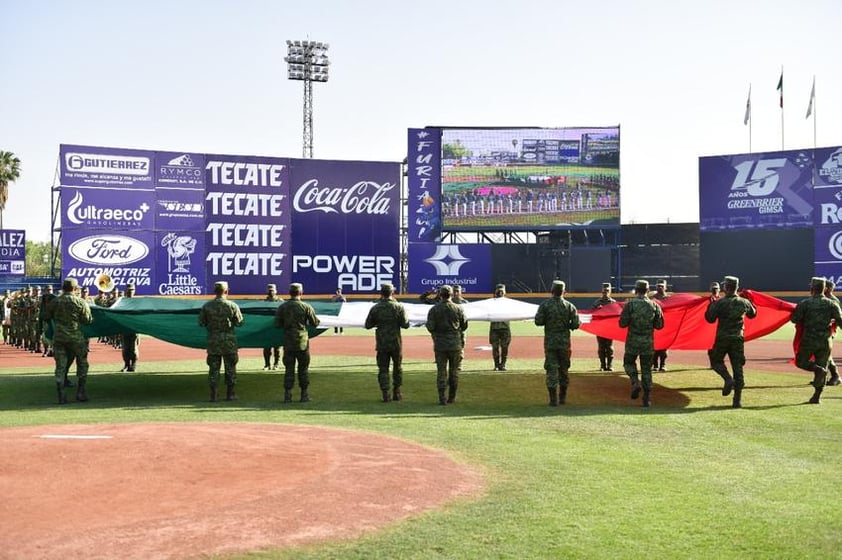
(120, 285), (139, 372)
(791, 277), (842, 404)
(823, 281), (840, 386)
(364, 284), (410, 402)
(198, 283), (244, 401)
(28, 287), (41, 353)
(262, 284), (282, 370)
(704, 276), (757, 408)
(38, 287), (57, 356)
(592, 283), (616, 371)
(489, 284), (511, 371)
(452, 286), (468, 361)
(619, 280), (665, 407)
(1, 290), (10, 344)
(651, 281), (671, 371)
(44, 279), (93, 404)
(426, 286), (468, 405)
(274, 283), (320, 403)
(534, 281), (581, 405)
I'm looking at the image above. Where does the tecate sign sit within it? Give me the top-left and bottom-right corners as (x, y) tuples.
(68, 235), (150, 265)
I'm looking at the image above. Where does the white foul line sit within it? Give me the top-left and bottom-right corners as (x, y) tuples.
(37, 435), (113, 440)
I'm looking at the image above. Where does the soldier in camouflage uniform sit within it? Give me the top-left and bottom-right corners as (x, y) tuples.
(365, 282), (410, 402)
(592, 282), (616, 371)
(489, 283), (512, 371)
(651, 279), (671, 371)
(9, 290), (22, 347)
(823, 279), (841, 386)
(619, 279), (665, 408)
(262, 283), (282, 370)
(198, 281), (244, 402)
(791, 277), (842, 404)
(274, 282), (320, 403)
(120, 283), (140, 372)
(452, 285), (468, 365)
(426, 285), (468, 405)
(43, 278), (93, 404)
(28, 286), (41, 353)
(706, 281), (721, 369)
(1, 289), (10, 344)
(535, 280), (581, 406)
(38, 285), (57, 357)
(704, 276), (757, 408)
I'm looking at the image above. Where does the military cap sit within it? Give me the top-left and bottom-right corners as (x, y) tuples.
(32, 285), (41, 291)
(214, 281), (229, 292)
(266, 283), (277, 291)
(381, 282), (394, 291)
(44, 285), (53, 291)
(289, 282), (303, 294)
(723, 276), (739, 287)
(710, 281), (720, 289)
(62, 278), (79, 291)
(656, 279), (667, 287)
(126, 283), (136, 290)
(811, 277), (826, 290)
(552, 280), (566, 290)
(495, 283), (506, 291)
(439, 285), (453, 296)
(635, 279), (650, 291)
(453, 285), (463, 292)
(602, 282), (611, 290)
(825, 279), (835, 290)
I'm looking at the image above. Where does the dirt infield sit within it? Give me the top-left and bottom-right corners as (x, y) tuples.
(0, 423), (483, 560)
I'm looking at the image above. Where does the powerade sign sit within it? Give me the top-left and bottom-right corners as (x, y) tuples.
(62, 229), (155, 292)
(0, 229), (25, 276)
(407, 243), (492, 294)
(62, 186), (155, 230)
(204, 154), (291, 294)
(699, 149), (815, 231)
(289, 159), (400, 293)
(60, 144), (154, 188)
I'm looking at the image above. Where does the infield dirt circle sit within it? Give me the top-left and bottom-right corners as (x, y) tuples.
(0, 422), (483, 560)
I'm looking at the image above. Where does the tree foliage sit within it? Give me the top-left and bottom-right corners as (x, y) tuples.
(25, 240), (60, 278)
(0, 151), (22, 229)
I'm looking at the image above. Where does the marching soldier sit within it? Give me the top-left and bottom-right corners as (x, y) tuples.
(44, 278), (93, 404)
(535, 280), (581, 406)
(619, 279), (665, 408)
(426, 285), (468, 405)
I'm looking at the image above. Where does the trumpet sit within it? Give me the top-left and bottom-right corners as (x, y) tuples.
(96, 273), (115, 293)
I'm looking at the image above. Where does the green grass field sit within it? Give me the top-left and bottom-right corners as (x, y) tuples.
(2, 326), (840, 559)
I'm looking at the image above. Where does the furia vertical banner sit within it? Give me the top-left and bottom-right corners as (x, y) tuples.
(288, 159), (400, 293)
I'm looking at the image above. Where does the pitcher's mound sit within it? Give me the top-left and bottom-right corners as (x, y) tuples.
(0, 422), (483, 559)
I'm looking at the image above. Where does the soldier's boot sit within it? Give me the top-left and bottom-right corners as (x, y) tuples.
(382, 389), (391, 403)
(809, 366), (826, 404)
(828, 362), (841, 386)
(209, 385), (218, 402)
(63, 372), (75, 388)
(559, 385), (568, 405)
(392, 387), (402, 401)
(283, 389), (293, 403)
(809, 386), (823, 404)
(120, 362), (129, 373)
(299, 386), (310, 403)
(732, 388), (742, 409)
(76, 379), (88, 402)
(493, 358), (500, 371)
(548, 386), (558, 407)
(272, 360), (280, 371)
(713, 365), (734, 396)
(659, 358), (667, 372)
(447, 383), (457, 404)
(642, 389), (651, 408)
(629, 373), (641, 400)
(226, 384), (238, 402)
(438, 388), (447, 406)
(606, 357), (614, 372)
(499, 358), (507, 372)
(56, 383), (67, 405)
(128, 359), (137, 373)
(599, 357), (607, 371)
(33, 341), (41, 355)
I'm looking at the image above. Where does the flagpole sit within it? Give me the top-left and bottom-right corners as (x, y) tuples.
(813, 77), (817, 150)
(780, 66), (785, 150)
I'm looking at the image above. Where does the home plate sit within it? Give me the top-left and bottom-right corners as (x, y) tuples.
(473, 345), (492, 351)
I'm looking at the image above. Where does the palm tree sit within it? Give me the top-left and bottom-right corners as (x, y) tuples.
(0, 151), (21, 229)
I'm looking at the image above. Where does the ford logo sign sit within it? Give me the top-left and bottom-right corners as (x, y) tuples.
(68, 235), (149, 265)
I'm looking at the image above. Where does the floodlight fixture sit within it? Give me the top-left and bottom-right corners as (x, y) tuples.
(285, 39), (330, 158)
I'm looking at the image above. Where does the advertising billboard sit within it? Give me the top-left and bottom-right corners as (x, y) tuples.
(289, 159), (400, 294)
(62, 229), (155, 292)
(60, 144), (155, 189)
(698, 149), (815, 231)
(407, 243), (492, 294)
(0, 229), (25, 276)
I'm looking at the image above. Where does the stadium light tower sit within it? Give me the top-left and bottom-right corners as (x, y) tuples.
(285, 39), (330, 158)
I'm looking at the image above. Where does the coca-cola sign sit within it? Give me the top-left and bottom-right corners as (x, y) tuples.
(292, 179), (395, 214)
(67, 234), (150, 265)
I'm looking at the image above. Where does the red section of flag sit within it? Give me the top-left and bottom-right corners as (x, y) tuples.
(580, 290), (795, 351)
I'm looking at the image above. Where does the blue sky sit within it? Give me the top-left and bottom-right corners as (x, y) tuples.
(2, 0), (841, 242)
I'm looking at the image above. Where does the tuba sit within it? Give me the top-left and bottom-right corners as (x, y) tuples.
(96, 273), (115, 293)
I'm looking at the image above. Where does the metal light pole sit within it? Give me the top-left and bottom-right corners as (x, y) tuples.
(285, 40), (330, 159)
